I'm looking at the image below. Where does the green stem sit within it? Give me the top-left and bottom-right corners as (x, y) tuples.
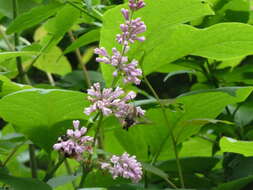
(46, 72), (55, 86)
(64, 159), (77, 189)
(43, 156), (65, 182)
(78, 165), (90, 188)
(79, 114), (104, 188)
(2, 141), (26, 168)
(28, 144), (37, 178)
(68, 30), (91, 88)
(12, 0), (30, 84)
(142, 73), (185, 188)
(91, 114), (104, 154)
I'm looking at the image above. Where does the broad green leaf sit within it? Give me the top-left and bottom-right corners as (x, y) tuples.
(158, 157), (219, 174)
(34, 46), (72, 76)
(100, 0), (214, 84)
(110, 87), (252, 160)
(0, 75), (32, 97)
(173, 87), (253, 142)
(214, 175), (253, 190)
(6, 2), (63, 34)
(220, 137), (253, 156)
(0, 51), (38, 63)
(179, 137), (213, 157)
(0, 173), (52, 190)
(0, 89), (89, 151)
(144, 23), (253, 74)
(42, 4), (80, 51)
(0, 0), (39, 18)
(64, 29), (100, 54)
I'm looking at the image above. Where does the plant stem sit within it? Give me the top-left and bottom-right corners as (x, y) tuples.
(12, 0), (30, 84)
(28, 144), (37, 178)
(78, 164), (90, 188)
(2, 141), (26, 168)
(43, 156), (65, 182)
(64, 159), (77, 189)
(68, 30), (91, 88)
(79, 114), (104, 188)
(46, 72), (55, 86)
(92, 114), (104, 148)
(142, 73), (185, 188)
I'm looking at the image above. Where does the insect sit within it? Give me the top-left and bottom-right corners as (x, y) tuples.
(122, 105), (151, 131)
(59, 134), (69, 142)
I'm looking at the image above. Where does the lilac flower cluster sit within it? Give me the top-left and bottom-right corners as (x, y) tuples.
(53, 120), (93, 161)
(84, 82), (145, 120)
(53, 0), (146, 184)
(94, 0), (146, 85)
(101, 152), (143, 183)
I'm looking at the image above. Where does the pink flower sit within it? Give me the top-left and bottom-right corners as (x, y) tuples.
(84, 83), (145, 126)
(101, 152), (143, 183)
(129, 0), (145, 11)
(116, 17), (146, 45)
(53, 120), (93, 160)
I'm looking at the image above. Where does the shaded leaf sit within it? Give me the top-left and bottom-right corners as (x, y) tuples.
(7, 2), (63, 34)
(64, 29), (100, 54)
(0, 89), (89, 151)
(0, 173), (52, 190)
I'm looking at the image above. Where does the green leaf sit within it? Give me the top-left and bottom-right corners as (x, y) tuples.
(204, 0), (250, 26)
(64, 29), (100, 54)
(0, 173), (52, 190)
(110, 87), (252, 160)
(0, 51), (38, 63)
(173, 87), (253, 143)
(0, 75), (32, 98)
(100, 0), (214, 84)
(42, 4), (80, 51)
(0, 0), (39, 18)
(234, 100), (253, 127)
(220, 137), (253, 156)
(47, 175), (79, 188)
(158, 157), (219, 174)
(144, 23), (253, 74)
(0, 89), (89, 151)
(6, 2), (63, 34)
(142, 163), (173, 183)
(214, 175), (253, 190)
(34, 46), (72, 76)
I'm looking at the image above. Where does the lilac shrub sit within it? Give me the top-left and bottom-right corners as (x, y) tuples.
(53, 0), (146, 184)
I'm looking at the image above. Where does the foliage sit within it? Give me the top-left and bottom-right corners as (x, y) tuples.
(1, 0), (253, 190)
